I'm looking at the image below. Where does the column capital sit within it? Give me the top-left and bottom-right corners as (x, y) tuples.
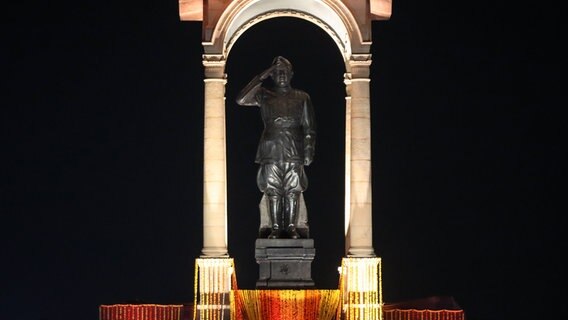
(347, 54), (372, 79)
(203, 54), (227, 79)
(344, 70), (371, 97)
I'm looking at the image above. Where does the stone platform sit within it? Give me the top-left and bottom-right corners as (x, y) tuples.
(255, 238), (315, 288)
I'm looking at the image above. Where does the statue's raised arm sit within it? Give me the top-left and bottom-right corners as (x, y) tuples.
(235, 64), (276, 107)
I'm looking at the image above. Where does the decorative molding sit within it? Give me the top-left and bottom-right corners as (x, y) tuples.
(225, 9), (347, 58)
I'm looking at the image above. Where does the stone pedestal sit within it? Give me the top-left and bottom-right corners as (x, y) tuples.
(255, 239), (315, 289)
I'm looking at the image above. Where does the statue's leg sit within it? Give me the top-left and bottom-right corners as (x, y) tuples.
(267, 193), (282, 239)
(284, 192), (300, 239)
(259, 164), (284, 239)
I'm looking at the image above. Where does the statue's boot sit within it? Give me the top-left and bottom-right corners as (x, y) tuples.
(285, 194), (300, 239)
(268, 195), (281, 239)
(286, 224), (299, 239)
(268, 227), (281, 239)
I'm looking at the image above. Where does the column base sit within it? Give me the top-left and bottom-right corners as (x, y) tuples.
(347, 246), (376, 257)
(201, 247), (229, 257)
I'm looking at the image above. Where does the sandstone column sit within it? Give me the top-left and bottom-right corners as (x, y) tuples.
(345, 55), (375, 257)
(344, 87), (352, 254)
(201, 55), (228, 257)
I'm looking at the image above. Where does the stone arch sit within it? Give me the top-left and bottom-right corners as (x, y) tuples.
(186, 0), (391, 258)
(204, 0), (371, 72)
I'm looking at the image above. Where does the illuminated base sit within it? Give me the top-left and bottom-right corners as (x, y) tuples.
(193, 258), (235, 320)
(194, 257), (384, 320)
(98, 256), (465, 320)
(339, 257), (383, 320)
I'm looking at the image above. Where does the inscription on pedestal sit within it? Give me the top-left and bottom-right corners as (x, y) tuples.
(255, 239), (316, 289)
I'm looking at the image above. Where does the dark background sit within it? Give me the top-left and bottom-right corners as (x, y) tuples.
(1, 1), (564, 320)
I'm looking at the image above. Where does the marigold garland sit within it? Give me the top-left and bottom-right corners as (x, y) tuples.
(234, 289), (339, 320)
(383, 309), (465, 320)
(191, 257), (383, 320)
(99, 304), (183, 320)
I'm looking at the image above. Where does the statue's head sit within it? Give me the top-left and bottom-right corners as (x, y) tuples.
(270, 56), (293, 88)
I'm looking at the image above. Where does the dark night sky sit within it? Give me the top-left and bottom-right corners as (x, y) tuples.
(1, 1), (564, 320)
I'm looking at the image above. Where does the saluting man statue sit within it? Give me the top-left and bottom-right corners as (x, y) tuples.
(236, 56), (316, 239)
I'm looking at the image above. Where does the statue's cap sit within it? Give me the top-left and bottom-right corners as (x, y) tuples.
(272, 56), (293, 71)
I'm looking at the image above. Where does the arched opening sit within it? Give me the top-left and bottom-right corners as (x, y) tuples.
(225, 17), (346, 289)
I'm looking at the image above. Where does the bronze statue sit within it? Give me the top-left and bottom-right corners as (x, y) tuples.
(236, 56), (316, 239)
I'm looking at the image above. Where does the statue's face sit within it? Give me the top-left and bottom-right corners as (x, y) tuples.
(272, 68), (292, 88)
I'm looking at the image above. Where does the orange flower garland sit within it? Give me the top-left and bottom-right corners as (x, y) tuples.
(99, 304), (183, 320)
(234, 289), (340, 320)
